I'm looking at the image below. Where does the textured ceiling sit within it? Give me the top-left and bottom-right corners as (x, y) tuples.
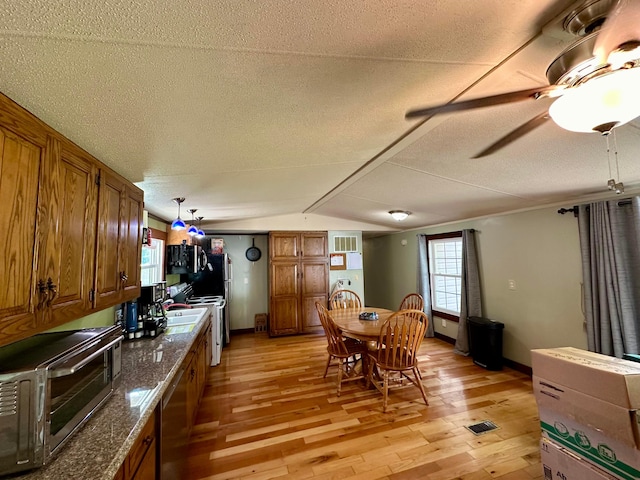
(1, 0), (639, 234)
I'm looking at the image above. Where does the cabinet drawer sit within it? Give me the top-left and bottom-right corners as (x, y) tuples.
(126, 411), (156, 478)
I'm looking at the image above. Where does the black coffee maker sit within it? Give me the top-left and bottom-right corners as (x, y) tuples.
(138, 282), (167, 338)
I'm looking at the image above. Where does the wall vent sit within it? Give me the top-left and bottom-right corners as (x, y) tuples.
(333, 236), (357, 253)
(0, 382), (18, 416)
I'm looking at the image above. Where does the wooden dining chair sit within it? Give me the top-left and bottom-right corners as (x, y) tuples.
(399, 293), (424, 311)
(366, 309), (429, 412)
(315, 302), (368, 396)
(329, 289), (362, 309)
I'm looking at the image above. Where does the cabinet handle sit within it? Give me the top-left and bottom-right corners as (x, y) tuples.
(120, 271), (128, 282)
(37, 279), (48, 309)
(142, 435), (153, 447)
(190, 368), (195, 380)
(46, 278), (58, 306)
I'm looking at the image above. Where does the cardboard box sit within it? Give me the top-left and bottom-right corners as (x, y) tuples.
(531, 347), (640, 409)
(540, 438), (620, 480)
(533, 375), (640, 449)
(538, 404), (640, 479)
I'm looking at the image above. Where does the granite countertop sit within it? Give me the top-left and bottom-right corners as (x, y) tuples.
(8, 309), (210, 480)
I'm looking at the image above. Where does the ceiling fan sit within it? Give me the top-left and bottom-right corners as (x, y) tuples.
(405, 0), (640, 158)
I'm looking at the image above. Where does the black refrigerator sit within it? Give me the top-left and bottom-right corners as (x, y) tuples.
(191, 253), (231, 342)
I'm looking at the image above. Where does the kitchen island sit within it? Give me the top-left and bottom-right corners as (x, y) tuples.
(8, 309), (211, 480)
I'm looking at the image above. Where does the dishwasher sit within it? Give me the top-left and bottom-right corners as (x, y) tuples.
(160, 365), (189, 479)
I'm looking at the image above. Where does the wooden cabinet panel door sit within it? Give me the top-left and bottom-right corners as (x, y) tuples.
(301, 232), (328, 259)
(300, 261), (328, 332)
(269, 233), (299, 261)
(269, 262), (299, 335)
(270, 297), (299, 335)
(95, 171), (125, 308)
(0, 126), (45, 342)
(44, 143), (98, 326)
(301, 295), (326, 332)
(120, 186), (143, 300)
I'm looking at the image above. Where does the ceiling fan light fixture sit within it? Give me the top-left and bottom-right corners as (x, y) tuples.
(548, 68), (640, 133)
(389, 210), (411, 221)
(171, 197), (186, 231)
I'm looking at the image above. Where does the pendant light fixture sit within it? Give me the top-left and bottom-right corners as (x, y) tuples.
(171, 197), (186, 230)
(196, 216), (205, 238)
(187, 209), (199, 236)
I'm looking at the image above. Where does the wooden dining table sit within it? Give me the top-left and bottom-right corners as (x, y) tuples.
(329, 307), (393, 342)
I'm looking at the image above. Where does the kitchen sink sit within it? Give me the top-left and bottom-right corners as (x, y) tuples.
(166, 315), (202, 327)
(165, 308), (208, 327)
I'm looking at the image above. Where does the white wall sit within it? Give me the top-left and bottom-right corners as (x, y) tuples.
(363, 206), (587, 367)
(209, 234), (269, 330)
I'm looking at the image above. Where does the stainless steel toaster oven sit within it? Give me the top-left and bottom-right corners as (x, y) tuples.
(0, 325), (122, 476)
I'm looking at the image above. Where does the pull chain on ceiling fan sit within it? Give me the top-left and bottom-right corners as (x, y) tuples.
(405, 0), (640, 163)
(605, 129), (624, 194)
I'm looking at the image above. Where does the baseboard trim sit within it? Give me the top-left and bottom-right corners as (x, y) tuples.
(432, 332), (531, 376)
(231, 328), (256, 335)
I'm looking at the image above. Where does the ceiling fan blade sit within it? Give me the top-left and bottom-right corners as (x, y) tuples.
(405, 86), (559, 119)
(472, 112), (550, 159)
(593, 0), (640, 64)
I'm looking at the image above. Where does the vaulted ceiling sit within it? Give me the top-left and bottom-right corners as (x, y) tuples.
(2, 0), (639, 234)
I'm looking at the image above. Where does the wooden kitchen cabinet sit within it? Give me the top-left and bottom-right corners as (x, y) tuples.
(123, 409), (156, 480)
(94, 169), (143, 309)
(0, 91), (143, 347)
(44, 141), (99, 327)
(269, 232), (329, 336)
(186, 315), (211, 432)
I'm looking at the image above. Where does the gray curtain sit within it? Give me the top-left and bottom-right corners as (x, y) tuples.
(454, 229), (483, 356)
(578, 197), (640, 357)
(417, 234), (434, 337)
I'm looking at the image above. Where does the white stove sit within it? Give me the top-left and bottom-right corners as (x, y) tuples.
(186, 295), (225, 366)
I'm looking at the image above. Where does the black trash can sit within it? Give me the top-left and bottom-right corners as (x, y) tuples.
(467, 316), (504, 370)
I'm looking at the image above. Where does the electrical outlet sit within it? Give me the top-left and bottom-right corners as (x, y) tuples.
(508, 279), (516, 290)
(441, 318), (447, 328)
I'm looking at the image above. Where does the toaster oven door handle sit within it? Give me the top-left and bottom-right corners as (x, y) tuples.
(48, 337), (122, 378)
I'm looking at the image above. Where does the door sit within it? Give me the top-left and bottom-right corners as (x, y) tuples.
(300, 261), (329, 332)
(44, 142), (98, 326)
(0, 125), (46, 341)
(120, 186), (143, 299)
(301, 232), (328, 259)
(95, 171), (143, 308)
(94, 171), (125, 308)
(269, 262), (299, 335)
(269, 233), (299, 261)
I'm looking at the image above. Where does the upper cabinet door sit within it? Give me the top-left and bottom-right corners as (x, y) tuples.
(94, 170), (143, 309)
(300, 232), (328, 259)
(43, 141), (98, 326)
(0, 126), (46, 342)
(269, 233), (299, 261)
(120, 185), (143, 299)
(95, 171), (126, 309)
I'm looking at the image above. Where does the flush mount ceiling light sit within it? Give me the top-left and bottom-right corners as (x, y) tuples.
(389, 210), (411, 221)
(187, 209), (199, 236)
(195, 217), (205, 238)
(171, 197), (186, 231)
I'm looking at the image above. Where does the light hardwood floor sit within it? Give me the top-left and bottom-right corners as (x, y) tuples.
(187, 332), (543, 480)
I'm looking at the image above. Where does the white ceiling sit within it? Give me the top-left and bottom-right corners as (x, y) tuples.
(2, 0), (640, 234)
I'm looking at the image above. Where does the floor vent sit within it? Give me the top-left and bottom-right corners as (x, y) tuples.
(466, 420), (499, 435)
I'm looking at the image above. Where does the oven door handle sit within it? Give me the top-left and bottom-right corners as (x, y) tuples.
(48, 337), (122, 378)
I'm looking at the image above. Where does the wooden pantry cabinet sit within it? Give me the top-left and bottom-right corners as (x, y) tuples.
(0, 92), (143, 346)
(268, 231), (329, 336)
